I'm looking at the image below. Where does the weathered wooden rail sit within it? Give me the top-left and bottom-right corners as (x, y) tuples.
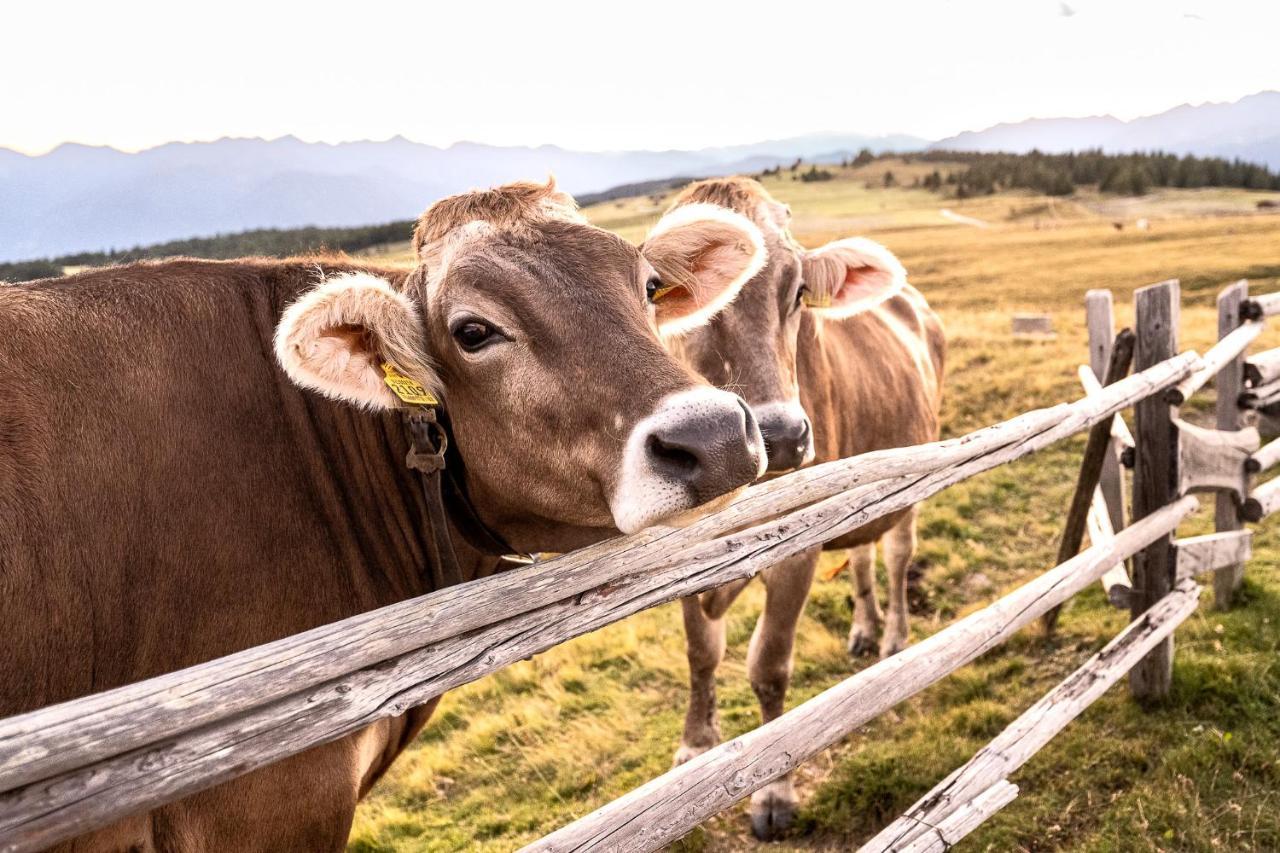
(525, 278), (1280, 852)
(1, 278), (1276, 852)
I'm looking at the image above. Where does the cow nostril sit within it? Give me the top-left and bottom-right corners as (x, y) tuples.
(646, 433), (700, 474)
(757, 410), (812, 472)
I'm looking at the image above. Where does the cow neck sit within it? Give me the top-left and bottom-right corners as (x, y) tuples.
(401, 405), (516, 589)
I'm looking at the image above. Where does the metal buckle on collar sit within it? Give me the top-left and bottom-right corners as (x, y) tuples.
(405, 409), (448, 474)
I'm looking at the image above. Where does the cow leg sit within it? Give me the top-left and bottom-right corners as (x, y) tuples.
(846, 542), (881, 656)
(747, 546), (820, 840)
(880, 508), (918, 658)
(675, 582), (741, 765)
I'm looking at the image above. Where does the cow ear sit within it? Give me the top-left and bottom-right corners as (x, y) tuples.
(801, 238), (907, 319)
(274, 272), (441, 410)
(641, 203), (766, 336)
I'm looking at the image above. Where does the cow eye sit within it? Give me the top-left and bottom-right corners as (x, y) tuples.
(794, 282), (809, 309)
(452, 320), (498, 352)
(645, 275), (663, 303)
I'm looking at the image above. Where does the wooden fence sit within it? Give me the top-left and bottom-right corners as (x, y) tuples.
(0, 278), (1276, 852)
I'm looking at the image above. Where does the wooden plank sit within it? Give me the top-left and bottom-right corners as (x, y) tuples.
(1085, 291), (1114, 377)
(1174, 418), (1258, 499)
(1080, 357), (1135, 608)
(1131, 279), (1180, 698)
(520, 498), (1199, 853)
(1175, 531), (1253, 582)
(0, 354), (1205, 853)
(1085, 291), (1130, 537)
(1088, 487), (1132, 608)
(1243, 346), (1280, 387)
(1243, 289), (1280, 319)
(1043, 328), (1134, 631)
(1165, 320), (1263, 405)
(0, 407), (1068, 791)
(1215, 280), (1249, 609)
(862, 582), (1201, 852)
(1240, 378), (1280, 409)
(1012, 314), (1054, 336)
(1247, 436), (1280, 474)
(1078, 366), (1135, 449)
(896, 781), (1019, 853)
(1242, 477), (1280, 522)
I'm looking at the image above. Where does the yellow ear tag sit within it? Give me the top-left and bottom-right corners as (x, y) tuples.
(803, 292), (833, 308)
(651, 284), (679, 302)
(381, 362), (439, 406)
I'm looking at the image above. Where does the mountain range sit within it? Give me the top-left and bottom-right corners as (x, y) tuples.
(0, 133), (923, 262)
(932, 91), (1280, 167)
(1, 91), (1277, 262)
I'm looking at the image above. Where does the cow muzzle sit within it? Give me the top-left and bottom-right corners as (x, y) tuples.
(610, 388), (766, 533)
(755, 400), (815, 473)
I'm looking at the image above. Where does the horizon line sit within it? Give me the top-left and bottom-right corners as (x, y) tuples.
(4, 88), (1275, 159)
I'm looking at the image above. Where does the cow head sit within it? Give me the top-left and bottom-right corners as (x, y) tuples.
(274, 180), (768, 550)
(654, 177), (907, 473)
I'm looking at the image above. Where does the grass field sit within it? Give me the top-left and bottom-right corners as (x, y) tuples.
(349, 163), (1280, 852)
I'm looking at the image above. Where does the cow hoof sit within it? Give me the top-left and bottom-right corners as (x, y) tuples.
(673, 742), (711, 766)
(879, 634), (909, 658)
(848, 627), (878, 657)
(749, 786), (796, 840)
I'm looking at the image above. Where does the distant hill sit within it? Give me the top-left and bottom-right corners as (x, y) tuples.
(7, 90), (1278, 264)
(0, 133), (924, 262)
(932, 91), (1280, 168)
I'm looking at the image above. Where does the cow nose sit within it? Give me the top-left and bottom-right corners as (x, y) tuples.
(610, 388), (767, 534)
(643, 395), (765, 504)
(757, 405), (814, 472)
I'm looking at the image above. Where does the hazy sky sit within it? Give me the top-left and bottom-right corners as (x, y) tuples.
(4, 0), (1278, 155)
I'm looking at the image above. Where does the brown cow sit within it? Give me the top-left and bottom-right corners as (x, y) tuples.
(0, 180), (769, 851)
(655, 177), (945, 838)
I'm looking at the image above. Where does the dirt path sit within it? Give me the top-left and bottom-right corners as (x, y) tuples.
(939, 208), (991, 228)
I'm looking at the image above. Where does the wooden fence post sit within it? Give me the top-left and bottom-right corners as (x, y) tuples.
(1041, 325), (1134, 632)
(1130, 280), (1180, 699)
(1214, 280), (1249, 609)
(1087, 290), (1129, 535)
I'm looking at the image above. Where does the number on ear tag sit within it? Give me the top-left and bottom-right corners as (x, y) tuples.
(381, 362), (439, 406)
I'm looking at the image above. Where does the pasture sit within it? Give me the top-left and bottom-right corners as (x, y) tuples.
(349, 163), (1280, 851)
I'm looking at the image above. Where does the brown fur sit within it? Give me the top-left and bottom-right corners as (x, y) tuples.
(1, 258), (444, 851)
(2, 181), (760, 850)
(800, 285), (944, 545)
(411, 178), (581, 257)
(674, 179), (765, 216)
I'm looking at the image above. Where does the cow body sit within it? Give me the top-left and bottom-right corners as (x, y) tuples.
(800, 283), (944, 548)
(1, 260), (470, 850)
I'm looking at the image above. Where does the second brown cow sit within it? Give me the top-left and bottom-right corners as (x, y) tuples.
(653, 176), (945, 839)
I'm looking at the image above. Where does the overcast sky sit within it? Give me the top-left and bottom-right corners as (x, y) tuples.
(3, 0), (1278, 155)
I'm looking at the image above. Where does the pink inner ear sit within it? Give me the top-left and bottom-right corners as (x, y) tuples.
(837, 265), (894, 306)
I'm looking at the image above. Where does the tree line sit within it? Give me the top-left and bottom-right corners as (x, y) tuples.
(0, 178), (707, 284)
(906, 149), (1280, 198)
(0, 220), (419, 283)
